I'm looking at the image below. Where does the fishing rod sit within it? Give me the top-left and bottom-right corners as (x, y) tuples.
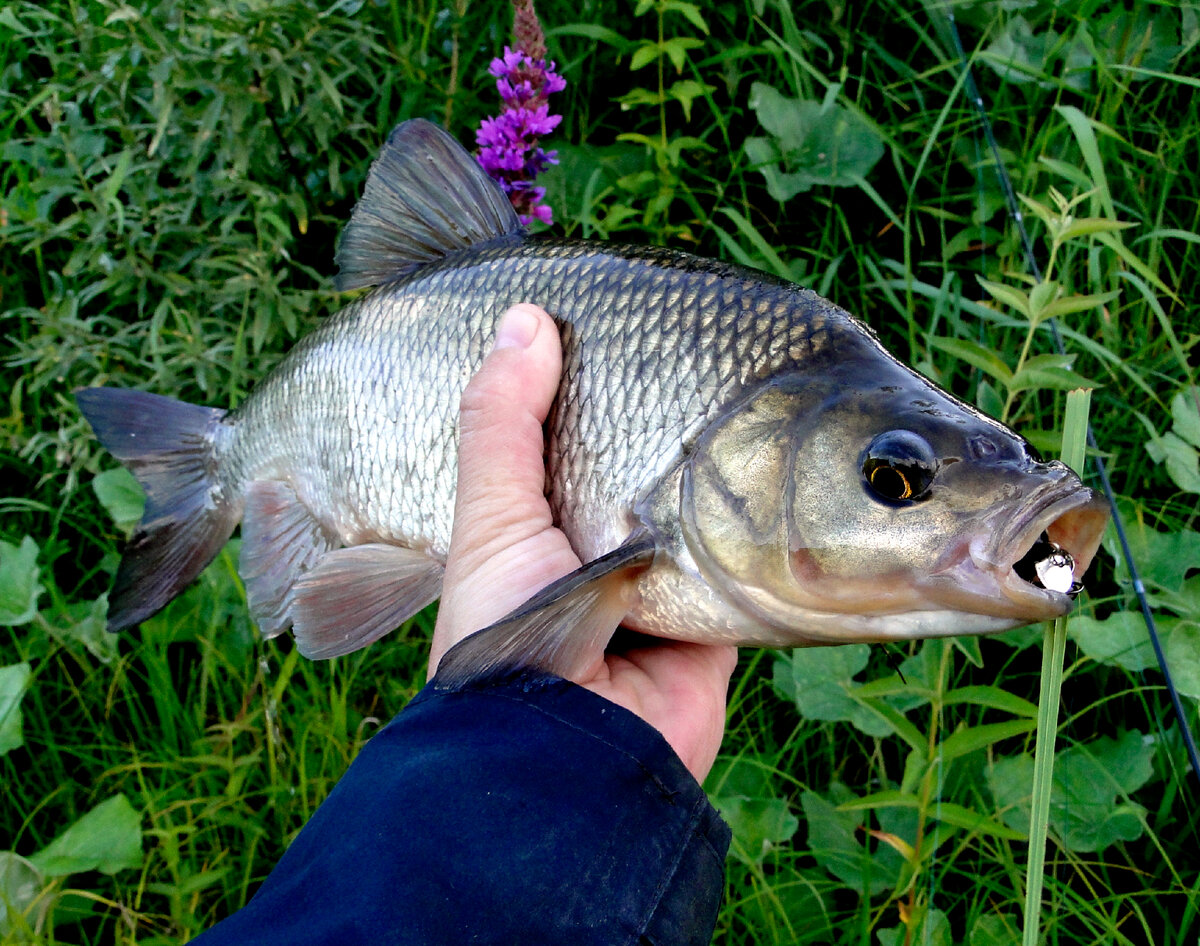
(944, 10), (1200, 787)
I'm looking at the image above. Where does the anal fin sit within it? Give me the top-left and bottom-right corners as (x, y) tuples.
(240, 480), (338, 639)
(434, 532), (657, 690)
(290, 544), (443, 659)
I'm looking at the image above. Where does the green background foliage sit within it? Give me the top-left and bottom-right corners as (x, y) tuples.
(2, 0), (1198, 942)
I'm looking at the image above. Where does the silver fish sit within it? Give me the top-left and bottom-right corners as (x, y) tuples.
(76, 120), (1109, 685)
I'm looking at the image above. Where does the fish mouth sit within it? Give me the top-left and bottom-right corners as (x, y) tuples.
(963, 478), (1110, 620)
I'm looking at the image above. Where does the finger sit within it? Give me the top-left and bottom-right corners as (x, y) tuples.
(430, 304), (581, 674)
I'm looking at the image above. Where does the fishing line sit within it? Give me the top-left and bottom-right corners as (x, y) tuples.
(943, 10), (1200, 789)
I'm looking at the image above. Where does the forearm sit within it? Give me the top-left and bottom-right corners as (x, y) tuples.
(190, 671), (730, 945)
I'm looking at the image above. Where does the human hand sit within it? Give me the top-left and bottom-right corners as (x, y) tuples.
(429, 303), (737, 782)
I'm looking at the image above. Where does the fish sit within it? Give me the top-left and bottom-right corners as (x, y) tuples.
(75, 119), (1110, 687)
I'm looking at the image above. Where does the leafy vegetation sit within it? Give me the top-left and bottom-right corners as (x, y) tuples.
(2, 0), (1198, 942)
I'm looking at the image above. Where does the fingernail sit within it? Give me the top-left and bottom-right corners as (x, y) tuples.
(492, 305), (539, 351)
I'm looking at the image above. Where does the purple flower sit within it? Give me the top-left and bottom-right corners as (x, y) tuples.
(475, 34), (565, 226)
(490, 47), (527, 77)
(526, 202), (553, 225)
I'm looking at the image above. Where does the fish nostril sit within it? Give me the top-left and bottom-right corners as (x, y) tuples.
(968, 436), (996, 459)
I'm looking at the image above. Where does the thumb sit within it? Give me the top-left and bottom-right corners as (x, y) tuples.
(429, 304), (581, 675)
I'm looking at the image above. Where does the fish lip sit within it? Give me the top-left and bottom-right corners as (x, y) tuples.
(970, 474), (1110, 614)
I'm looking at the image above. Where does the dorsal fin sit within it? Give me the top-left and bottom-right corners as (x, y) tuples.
(334, 119), (523, 291)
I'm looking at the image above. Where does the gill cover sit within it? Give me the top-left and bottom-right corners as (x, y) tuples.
(680, 381), (824, 626)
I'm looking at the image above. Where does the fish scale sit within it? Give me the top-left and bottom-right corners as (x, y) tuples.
(76, 119), (1108, 678)
(224, 238), (850, 564)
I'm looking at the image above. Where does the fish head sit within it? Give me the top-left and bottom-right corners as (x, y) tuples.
(679, 355), (1110, 644)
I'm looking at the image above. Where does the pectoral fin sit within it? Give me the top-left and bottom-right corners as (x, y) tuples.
(433, 532), (657, 690)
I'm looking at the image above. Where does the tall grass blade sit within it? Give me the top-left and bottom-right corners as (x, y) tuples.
(1022, 388), (1090, 946)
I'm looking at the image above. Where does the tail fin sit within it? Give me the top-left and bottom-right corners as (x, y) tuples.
(76, 388), (239, 631)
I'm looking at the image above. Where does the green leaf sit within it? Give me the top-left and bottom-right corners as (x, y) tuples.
(772, 647), (893, 737)
(855, 699), (926, 751)
(663, 135), (714, 165)
(28, 795), (143, 877)
(1019, 352), (1077, 373)
(0, 537), (42, 627)
(928, 336), (1014, 384)
(1037, 289), (1121, 324)
(1027, 279), (1060, 323)
(1007, 363), (1097, 393)
(713, 796), (799, 865)
(942, 685), (1038, 718)
(629, 42), (660, 71)
(1018, 193), (1059, 235)
(982, 15), (1056, 85)
(1172, 387), (1200, 448)
(704, 753), (774, 799)
(839, 791), (1023, 842)
(663, 0), (709, 33)
(988, 732), (1154, 852)
(801, 788), (899, 895)
(0, 663), (32, 757)
(1055, 217), (1135, 242)
(744, 136), (811, 201)
(1069, 612), (1163, 672)
(987, 754), (1035, 834)
(1164, 623), (1200, 701)
(1105, 526), (1200, 593)
(976, 378), (1006, 419)
(51, 595), (119, 664)
(665, 80), (714, 122)
(715, 207), (803, 282)
(970, 914), (1021, 946)
(940, 720), (1035, 762)
(748, 82), (808, 151)
(1052, 732), (1154, 851)
(103, 5), (141, 25)
(932, 802), (1027, 841)
(616, 87), (665, 109)
(659, 36), (703, 72)
(838, 789), (917, 811)
(1093, 6), (1191, 77)
(896, 639), (943, 696)
(746, 83), (884, 198)
(952, 634), (985, 668)
(976, 278), (1031, 318)
(1097, 231), (1176, 297)
(1145, 431), (1200, 493)
(92, 467), (145, 531)
(0, 852), (48, 937)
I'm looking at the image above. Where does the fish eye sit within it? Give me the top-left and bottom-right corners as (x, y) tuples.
(861, 430), (937, 504)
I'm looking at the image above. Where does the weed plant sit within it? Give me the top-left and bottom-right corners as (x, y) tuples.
(2, 0), (1198, 943)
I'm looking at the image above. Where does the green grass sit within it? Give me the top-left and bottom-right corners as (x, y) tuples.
(2, 0), (1198, 942)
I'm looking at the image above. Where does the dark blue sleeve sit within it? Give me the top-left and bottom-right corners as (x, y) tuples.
(189, 671), (730, 946)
